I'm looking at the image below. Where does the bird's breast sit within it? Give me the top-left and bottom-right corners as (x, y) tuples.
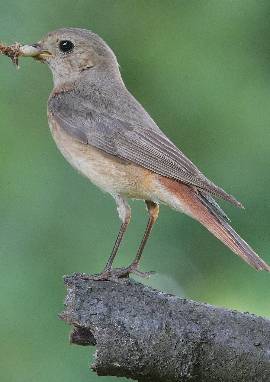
(48, 113), (160, 200)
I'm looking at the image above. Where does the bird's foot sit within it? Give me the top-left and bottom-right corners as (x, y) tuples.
(122, 263), (155, 279)
(80, 264), (155, 282)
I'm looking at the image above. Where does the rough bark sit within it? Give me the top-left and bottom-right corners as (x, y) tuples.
(60, 273), (270, 381)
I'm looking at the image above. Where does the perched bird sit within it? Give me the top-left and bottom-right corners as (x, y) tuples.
(22, 28), (269, 278)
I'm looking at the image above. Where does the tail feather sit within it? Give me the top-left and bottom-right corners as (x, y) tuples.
(200, 181), (244, 209)
(195, 191), (270, 271)
(158, 177), (270, 271)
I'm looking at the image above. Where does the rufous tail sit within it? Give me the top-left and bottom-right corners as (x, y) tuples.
(159, 178), (270, 271)
(195, 192), (270, 271)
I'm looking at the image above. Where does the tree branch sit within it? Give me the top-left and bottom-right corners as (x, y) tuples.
(60, 273), (270, 381)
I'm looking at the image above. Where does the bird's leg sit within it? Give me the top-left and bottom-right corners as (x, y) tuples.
(103, 197), (131, 272)
(82, 199), (158, 281)
(125, 201), (159, 277)
(82, 196), (131, 281)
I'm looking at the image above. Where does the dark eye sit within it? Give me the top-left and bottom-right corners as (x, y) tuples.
(59, 40), (74, 53)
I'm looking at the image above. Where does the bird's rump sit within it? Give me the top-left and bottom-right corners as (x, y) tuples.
(48, 88), (242, 208)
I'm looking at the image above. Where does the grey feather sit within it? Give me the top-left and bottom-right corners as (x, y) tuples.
(48, 76), (243, 208)
(197, 191), (230, 222)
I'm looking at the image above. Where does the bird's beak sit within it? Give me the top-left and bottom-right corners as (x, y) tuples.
(31, 43), (52, 60)
(20, 43), (52, 61)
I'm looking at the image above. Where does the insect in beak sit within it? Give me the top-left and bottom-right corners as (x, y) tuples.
(26, 43), (52, 61)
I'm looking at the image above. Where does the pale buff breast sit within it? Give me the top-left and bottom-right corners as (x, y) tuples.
(48, 115), (160, 200)
(48, 115), (193, 215)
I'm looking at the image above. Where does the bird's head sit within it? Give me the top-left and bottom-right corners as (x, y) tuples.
(28, 28), (120, 86)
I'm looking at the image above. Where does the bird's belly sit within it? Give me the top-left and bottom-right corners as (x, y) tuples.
(49, 120), (158, 200)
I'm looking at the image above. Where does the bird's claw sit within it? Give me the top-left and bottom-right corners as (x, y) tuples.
(79, 265), (155, 282)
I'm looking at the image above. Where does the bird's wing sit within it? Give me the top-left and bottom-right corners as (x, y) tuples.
(48, 89), (243, 208)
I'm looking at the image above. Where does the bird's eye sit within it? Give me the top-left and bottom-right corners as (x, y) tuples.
(59, 40), (74, 53)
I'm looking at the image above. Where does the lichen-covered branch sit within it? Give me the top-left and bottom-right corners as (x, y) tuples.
(60, 273), (270, 381)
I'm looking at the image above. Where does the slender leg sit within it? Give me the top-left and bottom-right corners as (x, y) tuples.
(102, 195), (131, 272)
(84, 199), (158, 281)
(128, 200), (159, 272)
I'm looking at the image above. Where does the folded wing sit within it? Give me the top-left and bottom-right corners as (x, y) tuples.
(48, 89), (243, 208)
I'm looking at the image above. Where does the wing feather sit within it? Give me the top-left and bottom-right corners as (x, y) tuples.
(48, 89), (243, 208)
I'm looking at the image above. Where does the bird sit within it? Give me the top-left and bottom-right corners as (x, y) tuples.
(22, 27), (269, 278)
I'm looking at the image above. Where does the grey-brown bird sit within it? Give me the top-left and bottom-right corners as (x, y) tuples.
(21, 27), (269, 278)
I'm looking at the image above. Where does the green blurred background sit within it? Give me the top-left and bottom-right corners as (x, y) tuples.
(1, 1), (270, 381)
